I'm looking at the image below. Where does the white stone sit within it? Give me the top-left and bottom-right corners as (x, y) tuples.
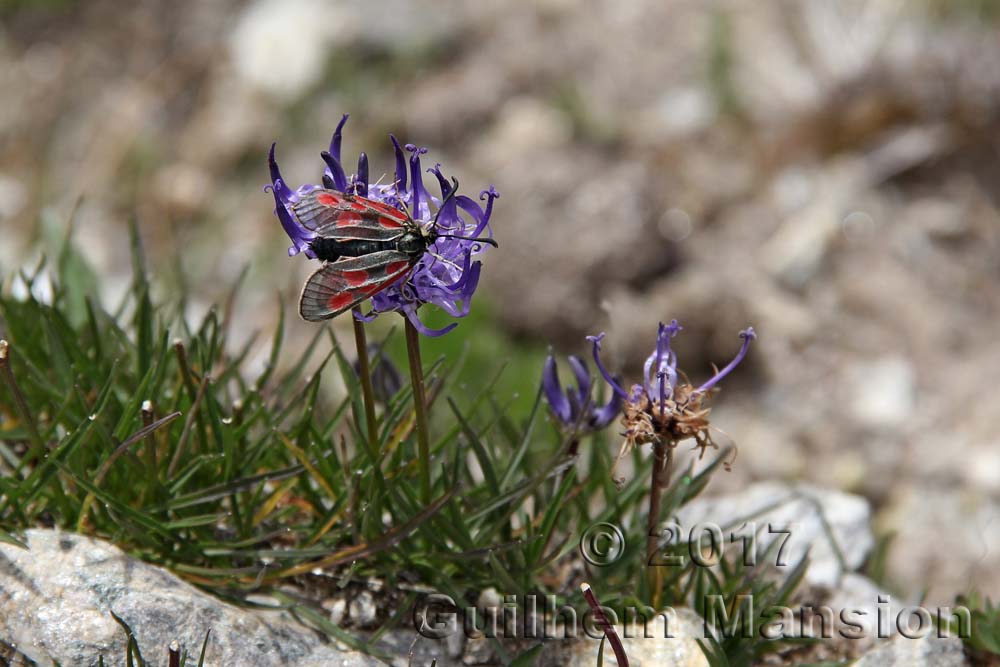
(761, 160), (860, 288)
(823, 573), (904, 643)
(477, 587), (502, 612)
(350, 591), (378, 628)
(0, 529), (379, 667)
(323, 597), (348, 626)
(675, 482), (875, 589)
(228, 0), (356, 98)
(653, 86), (716, 136)
(847, 357), (916, 428)
(853, 632), (967, 667)
(556, 607), (710, 667)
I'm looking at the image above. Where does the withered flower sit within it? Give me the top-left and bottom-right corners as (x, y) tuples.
(588, 321), (755, 483)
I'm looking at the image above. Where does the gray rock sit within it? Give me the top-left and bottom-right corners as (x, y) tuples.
(760, 160), (859, 290)
(777, 572), (912, 661)
(845, 356), (916, 429)
(675, 482), (875, 588)
(322, 596), (348, 626)
(878, 485), (1000, 605)
(461, 636), (496, 665)
(853, 633), (968, 667)
(822, 573), (906, 644)
(228, 0), (356, 98)
(350, 590), (378, 628)
(0, 529), (380, 667)
(547, 607), (710, 667)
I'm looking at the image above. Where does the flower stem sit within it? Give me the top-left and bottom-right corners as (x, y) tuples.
(559, 437), (580, 488)
(351, 309), (379, 458)
(646, 439), (673, 609)
(404, 318), (432, 504)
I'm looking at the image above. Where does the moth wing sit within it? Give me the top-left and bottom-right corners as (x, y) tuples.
(294, 189), (410, 239)
(313, 222), (403, 243)
(299, 251), (415, 322)
(354, 197), (411, 224)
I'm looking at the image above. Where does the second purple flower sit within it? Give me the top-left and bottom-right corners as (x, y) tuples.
(587, 321), (756, 481)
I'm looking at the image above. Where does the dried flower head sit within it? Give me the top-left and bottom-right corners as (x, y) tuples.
(588, 321), (756, 482)
(266, 115), (499, 336)
(541, 354), (622, 432)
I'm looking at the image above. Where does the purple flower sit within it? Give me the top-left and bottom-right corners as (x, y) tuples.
(587, 322), (756, 471)
(267, 114), (499, 336)
(541, 354), (622, 432)
(589, 322), (756, 411)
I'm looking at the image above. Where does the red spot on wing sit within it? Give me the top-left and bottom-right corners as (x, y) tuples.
(377, 217), (404, 229)
(336, 212), (363, 227)
(316, 193), (339, 206)
(366, 199), (407, 217)
(328, 293), (355, 311)
(360, 198), (408, 227)
(386, 261), (411, 275)
(343, 270), (369, 286)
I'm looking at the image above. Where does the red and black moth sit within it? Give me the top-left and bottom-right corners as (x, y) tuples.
(292, 182), (497, 322)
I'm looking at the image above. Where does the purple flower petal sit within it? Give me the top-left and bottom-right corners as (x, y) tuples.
(428, 164), (453, 198)
(404, 306), (458, 337)
(644, 320), (681, 402)
(435, 250), (472, 290)
(459, 261), (482, 302)
(586, 333), (628, 399)
(268, 144), (297, 204)
(267, 146), (316, 256)
(390, 134), (408, 193)
(567, 355), (591, 406)
(542, 356), (573, 424)
(432, 192), (461, 237)
(456, 194), (496, 241)
(696, 327), (757, 393)
(321, 150), (348, 192)
(591, 387), (623, 429)
(356, 152), (369, 197)
(408, 145), (432, 220)
(329, 114), (349, 164)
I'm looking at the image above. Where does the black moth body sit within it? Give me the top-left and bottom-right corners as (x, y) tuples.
(308, 231), (430, 264)
(290, 183), (493, 323)
(291, 189), (433, 322)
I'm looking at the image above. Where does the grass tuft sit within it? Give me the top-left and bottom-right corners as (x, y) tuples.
(0, 231), (806, 665)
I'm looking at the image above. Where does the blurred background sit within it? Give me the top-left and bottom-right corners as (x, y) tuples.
(2, 0), (999, 603)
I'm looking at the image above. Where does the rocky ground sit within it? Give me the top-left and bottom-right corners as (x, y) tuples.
(1, 0), (998, 617)
(0, 484), (972, 666)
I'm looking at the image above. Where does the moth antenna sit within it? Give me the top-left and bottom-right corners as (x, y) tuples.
(434, 235), (499, 248)
(426, 176), (500, 248)
(430, 177), (461, 232)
